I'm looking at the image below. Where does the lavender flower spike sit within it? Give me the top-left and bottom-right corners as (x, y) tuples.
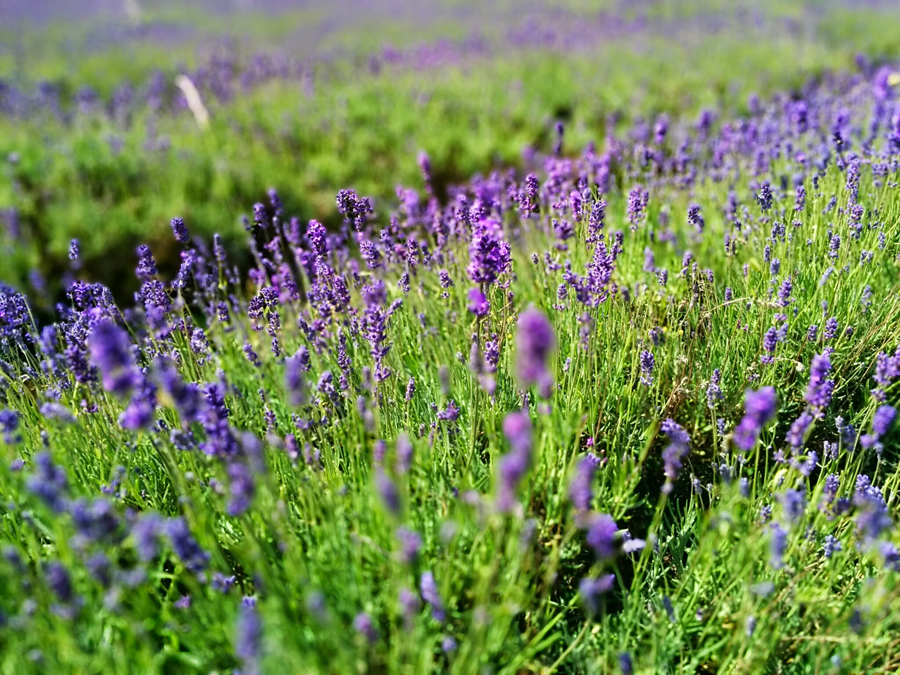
(515, 308), (556, 398)
(496, 411), (533, 512)
(88, 319), (140, 396)
(661, 419), (691, 494)
(420, 571), (446, 622)
(861, 405), (897, 451)
(804, 353), (834, 412)
(467, 288), (490, 317)
(732, 387), (777, 451)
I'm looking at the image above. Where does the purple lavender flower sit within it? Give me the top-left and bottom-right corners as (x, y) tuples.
(777, 279), (792, 307)
(396, 433), (413, 474)
(467, 288), (490, 317)
(45, 562), (75, 604)
(745, 616), (757, 638)
(212, 573), (236, 594)
(420, 571), (446, 622)
(585, 513), (618, 560)
(496, 411), (532, 512)
(639, 350), (654, 387)
(399, 588), (420, 630)
(396, 527), (421, 564)
(861, 405), (896, 450)
(437, 400), (460, 423)
(26, 451), (69, 513)
(226, 460), (256, 516)
(170, 217), (189, 243)
(791, 451), (818, 477)
(353, 612), (378, 643)
(794, 185), (806, 212)
(135, 244), (158, 280)
(119, 377), (157, 431)
(467, 218), (511, 285)
(132, 513), (163, 561)
(760, 327), (778, 364)
(872, 350), (900, 400)
(757, 181), (772, 212)
(881, 542), (900, 570)
(627, 186), (648, 227)
(805, 353), (834, 411)
(769, 522), (788, 569)
(653, 114), (669, 144)
(687, 203), (705, 235)
(164, 517), (210, 575)
(732, 387), (777, 451)
(88, 319), (139, 396)
(853, 477), (892, 544)
(823, 535), (841, 559)
(0, 409), (20, 444)
(579, 574), (615, 616)
(503, 411), (532, 456)
(786, 411), (814, 450)
(515, 308), (555, 397)
(70, 498), (121, 543)
(375, 468), (401, 514)
(307, 219), (328, 257)
(569, 455), (601, 514)
(362, 282), (393, 383)
(706, 369), (723, 408)
(236, 597), (262, 675)
(661, 419), (691, 493)
(285, 349), (309, 407)
(779, 487), (806, 523)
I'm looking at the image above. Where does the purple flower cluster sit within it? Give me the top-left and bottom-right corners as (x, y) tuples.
(496, 411), (533, 512)
(804, 352), (835, 412)
(467, 218), (511, 285)
(733, 388), (777, 451)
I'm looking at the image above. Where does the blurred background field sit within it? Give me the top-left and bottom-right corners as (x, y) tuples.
(1, 0), (899, 299)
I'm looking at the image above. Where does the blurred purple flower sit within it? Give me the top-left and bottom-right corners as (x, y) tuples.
(661, 419), (691, 493)
(420, 571), (446, 622)
(585, 513), (618, 560)
(732, 387), (777, 451)
(236, 597), (262, 674)
(467, 288), (490, 317)
(88, 319), (139, 396)
(496, 411), (533, 512)
(861, 405), (896, 451)
(515, 308), (555, 397)
(579, 574), (614, 616)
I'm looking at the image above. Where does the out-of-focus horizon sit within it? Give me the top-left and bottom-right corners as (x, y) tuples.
(1, 0), (899, 301)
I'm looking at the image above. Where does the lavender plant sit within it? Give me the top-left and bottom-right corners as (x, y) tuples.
(3, 7), (900, 675)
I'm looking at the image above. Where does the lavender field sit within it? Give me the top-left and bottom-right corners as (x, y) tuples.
(2, 1), (900, 673)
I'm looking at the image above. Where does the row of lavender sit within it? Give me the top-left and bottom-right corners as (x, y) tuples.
(0, 4), (820, 125)
(1, 58), (900, 669)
